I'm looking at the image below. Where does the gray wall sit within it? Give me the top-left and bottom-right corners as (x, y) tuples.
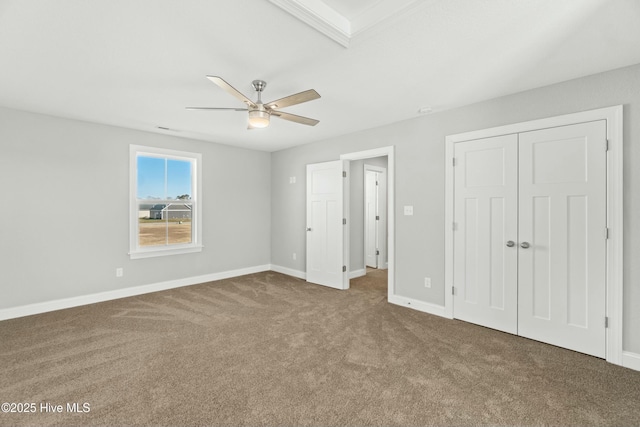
(2, 63), (639, 355)
(270, 63), (640, 354)
(349, 157), (388, 271)
(0, 107), (271, 309)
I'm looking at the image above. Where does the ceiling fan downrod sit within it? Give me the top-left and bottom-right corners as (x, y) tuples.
(252, 80), (267, 104)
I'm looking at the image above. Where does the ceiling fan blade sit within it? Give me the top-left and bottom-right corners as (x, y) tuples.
(186, 107), (247, 111)
(206, 76), (257, 108)
(271, 110), (319, 126)
(265, 89), (320, 110)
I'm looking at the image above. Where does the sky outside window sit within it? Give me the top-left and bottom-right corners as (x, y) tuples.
(137, 156), (192, 200)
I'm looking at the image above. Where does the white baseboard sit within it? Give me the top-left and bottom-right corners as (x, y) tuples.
(0, 264), (271, 321)
(270, 266), (366, 281)
(349, 269), (366, 279)
(270, 264), (306, 280)
(622, 351), (640, 372)
(388, 294), (451, 319)
(388, 295), (640, 372)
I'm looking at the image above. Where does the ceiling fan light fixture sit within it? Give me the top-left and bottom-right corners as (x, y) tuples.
(248, 108), (270, 128)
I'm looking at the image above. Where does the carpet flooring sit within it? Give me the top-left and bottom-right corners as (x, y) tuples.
(1, 269), (640, 426)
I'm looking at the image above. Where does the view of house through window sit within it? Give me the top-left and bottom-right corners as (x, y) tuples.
(137, 155), (193, 247)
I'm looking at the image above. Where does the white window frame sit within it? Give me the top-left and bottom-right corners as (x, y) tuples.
(129, 145), (203, 259)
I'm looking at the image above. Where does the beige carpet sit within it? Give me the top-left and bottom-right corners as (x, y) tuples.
(1, 270), (640, 426)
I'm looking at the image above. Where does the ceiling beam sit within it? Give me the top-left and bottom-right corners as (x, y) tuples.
(269, 0), (351, 48)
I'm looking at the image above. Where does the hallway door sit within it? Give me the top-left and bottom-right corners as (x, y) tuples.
(306, 160), (349, 289)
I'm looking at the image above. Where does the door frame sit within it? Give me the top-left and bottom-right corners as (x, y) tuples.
(341, 146), (395, 300)
(444, 105), (623, 366)
(364, 164), (387, 270)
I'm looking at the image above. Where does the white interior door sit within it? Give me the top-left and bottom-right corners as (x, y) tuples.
(365, 170), (379, 268)
(306, 160), (349, 289)
(453, 134), (519, 334)
(518, 121), (607, 358)
(365, 165), (387, 270)
(376, 167), (387, 270)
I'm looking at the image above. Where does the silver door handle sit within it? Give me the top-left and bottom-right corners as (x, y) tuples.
(306, 227), (312, 231)
(506, 240), (515, 247)
(520, 242), (530, 249)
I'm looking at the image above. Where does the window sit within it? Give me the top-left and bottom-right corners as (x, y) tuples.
(130, 145), (202, 259)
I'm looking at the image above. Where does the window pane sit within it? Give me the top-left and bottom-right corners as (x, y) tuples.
(167, 203), (192, 245)
(167, 159), (192, 201)
(138, 203), (193, 247)
(139, 214), (168, 247)
(137, 156), (166, 199)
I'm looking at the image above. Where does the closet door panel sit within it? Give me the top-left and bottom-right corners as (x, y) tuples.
(453, 134), (518, 334)
(517, 121), (607, 358)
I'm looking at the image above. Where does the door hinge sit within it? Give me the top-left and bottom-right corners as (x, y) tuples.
(606, 139), (609, 151)
(342, 265), (347, 272)
(605, 316), (609, 328)
(376, 181), (379, 186)
(376, 249), (380, 255)
(343, 218), (347, 225)
(452, 222), (458, 231)
(376, 215), (380, 220)
(342, 171), (347, 178)
(452, 157), (456, 167)
(605, 227), (610, 239)
(452, 286), (456, 296)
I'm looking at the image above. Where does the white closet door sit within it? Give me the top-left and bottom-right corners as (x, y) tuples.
(453, 134), (519, 334)
(518, 121), (607, 358)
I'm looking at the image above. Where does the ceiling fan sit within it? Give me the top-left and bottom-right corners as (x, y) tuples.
(187, 76), (320, 129)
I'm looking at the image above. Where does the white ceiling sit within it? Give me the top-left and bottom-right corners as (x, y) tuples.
(1, 0), (639, 152)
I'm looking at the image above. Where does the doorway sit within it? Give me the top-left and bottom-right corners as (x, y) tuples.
(305, 147), (395, 295)
(341, 147), (394, 297)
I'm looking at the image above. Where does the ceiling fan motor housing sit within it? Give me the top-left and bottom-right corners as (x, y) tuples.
(252, 80), (267, 93)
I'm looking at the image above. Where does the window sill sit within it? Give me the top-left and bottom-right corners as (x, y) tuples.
(129, 245), (203, 259)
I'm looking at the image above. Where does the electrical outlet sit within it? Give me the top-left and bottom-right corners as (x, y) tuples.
(424, 277), (431, 288)
(292, 253), (297, 260)
(116, 268), (123, 278)
(404, 205), (414, 216)
(289, 176), (297, 184)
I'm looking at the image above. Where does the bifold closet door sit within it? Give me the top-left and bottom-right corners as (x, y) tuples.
(517, 120), (607, 358)
(453, 134), (519, 334)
